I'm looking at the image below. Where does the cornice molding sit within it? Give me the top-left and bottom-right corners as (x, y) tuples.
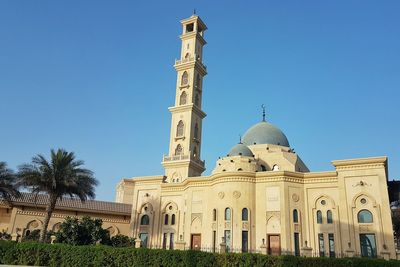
(332, 156), (387, 169)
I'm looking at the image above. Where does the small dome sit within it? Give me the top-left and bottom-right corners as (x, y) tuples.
(242, 121), (290, 147)
(228, 143), (254, 157)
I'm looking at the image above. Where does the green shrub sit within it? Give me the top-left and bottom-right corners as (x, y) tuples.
(0, 240), (399, 267)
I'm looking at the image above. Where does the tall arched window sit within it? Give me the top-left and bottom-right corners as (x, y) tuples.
(164, 214), (169, 225)
(317, 210), (323, 224)
(213, 209), (217, 221)
(358, 210), (373, 223)
(179, 91), (187, 105)
(194, 123), (199, 139)
(141, 215), (150, 225)
(293, 209), (299, 223)
(327, 210), (333, 224)
(242, 208), (248, 221)
(176, 121), (184, 137)
(195, 94), (200, 106)
(171, 214), (176, 225)
(181, 71), (188, 86)
(225, 208), (231, 221)
(175, 144), (183, 156)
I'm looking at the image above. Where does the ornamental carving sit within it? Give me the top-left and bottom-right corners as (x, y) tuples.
(292, 194), (300, 202)
(233, 191), (241, 199)
(30, 221), (39, 228)
(212, 222), (217, 230)
(218, 192), (225, 199)
(242, 222), (249, 230)
(224, 222), (231, 229)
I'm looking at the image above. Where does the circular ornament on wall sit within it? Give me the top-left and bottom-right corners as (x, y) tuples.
(218, 192), (225, 199)
(233, 191), (241, 199)
(292, 194), (300, 202)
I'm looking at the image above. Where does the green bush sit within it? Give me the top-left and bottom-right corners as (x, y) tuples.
(0, 240), (399, 267)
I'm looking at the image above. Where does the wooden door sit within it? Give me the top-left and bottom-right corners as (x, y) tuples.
(268, 235), (281, 255)
(191, 234), (201, 250)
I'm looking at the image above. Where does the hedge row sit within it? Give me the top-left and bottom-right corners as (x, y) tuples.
(0, 240), (399, 267)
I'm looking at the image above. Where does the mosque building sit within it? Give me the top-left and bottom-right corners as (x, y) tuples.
(115, 14), (396, 259)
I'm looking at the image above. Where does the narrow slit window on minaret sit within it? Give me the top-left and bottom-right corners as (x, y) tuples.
(194, 123), (199, 139)
(181, 71), (188, 86)
(193, 146), (197, 158)
(176, 121), (184, 137)
(179, 92), (187, 105)
(196, 74), (201, 87)
(195, 94), (200, 107)
(185, 53), (190, 59)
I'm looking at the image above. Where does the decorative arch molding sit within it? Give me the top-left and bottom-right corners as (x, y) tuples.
(139, 202), (154, 214)
(26, 219), (42, 230)
(51, 222), (62, 232)
(313, 194), (336, 209)
(266, 215), (281, 234)
(106, 225), (120, 236)
(351, 192), (378, 208)
(162, 201), (178, 213)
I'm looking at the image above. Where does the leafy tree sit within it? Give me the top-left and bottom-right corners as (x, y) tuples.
(110, 234), (135, 247)
(0, 162), (20, 205)
(55, 216), (110, 245)
(393, 209), (400, 247)
(21, 229), (54, 243)
(18, 149), (98, 242)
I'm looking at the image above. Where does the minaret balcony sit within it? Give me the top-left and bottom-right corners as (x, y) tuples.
(174, 54), (207, 71)
(162, 153), (205, 168)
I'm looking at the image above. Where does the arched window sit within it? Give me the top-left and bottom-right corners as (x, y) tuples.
(164, 214), (169, 225)
(242, 208), (248, 221)
(179, 91), (187, 105)
(316, 210), (322, 224)
(176, 121), (184, 137)
(261, 165), (267, 171)
(358, 210), (373, 223)
(141, 215), (150, 225)
(175, 144), (182, 156)
(213, 209), (217, 221)
(272, 164), (280, 171)
(327, 210), (333, 224)
(194, 123), (199, 139)
(293, 209), (299, 223)
(195, 94), (200, 106)
(225, 208), (231, 221)
(181, 71), (188, 86)
(193, 146), (198, 158)
(171, 214), (176, 225)
(185, 53), (190, 59)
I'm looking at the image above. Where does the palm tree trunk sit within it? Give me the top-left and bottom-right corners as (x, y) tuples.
(40, 194), (57, 242)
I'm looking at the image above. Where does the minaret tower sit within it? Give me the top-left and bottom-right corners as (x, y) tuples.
(162, 14), (207, 182)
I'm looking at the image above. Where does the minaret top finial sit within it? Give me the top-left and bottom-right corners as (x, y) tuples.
(193, 8), (196, 15)
(261, 104), (266, 122)
(239, 134), (242, 144)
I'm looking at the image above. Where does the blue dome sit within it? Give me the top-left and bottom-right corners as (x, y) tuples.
(228, 143), (254, 157)
(242, 121), (290, 147)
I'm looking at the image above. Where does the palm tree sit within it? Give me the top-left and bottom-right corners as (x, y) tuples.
(0, 162), (21, 204)
(18, 149), (98, 242)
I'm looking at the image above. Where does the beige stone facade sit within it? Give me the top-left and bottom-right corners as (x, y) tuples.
(0, 193), (131, 240)
(115, 14), (397, 259)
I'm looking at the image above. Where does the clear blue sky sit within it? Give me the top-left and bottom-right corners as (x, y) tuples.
(1, 1), (399, 201)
